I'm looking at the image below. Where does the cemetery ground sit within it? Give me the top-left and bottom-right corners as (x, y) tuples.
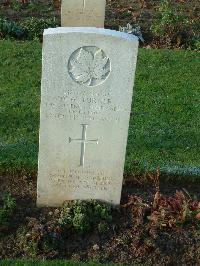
(0, 40), (200, 264)
(0, 0), (199, 50)
(0, 260), (115, 266)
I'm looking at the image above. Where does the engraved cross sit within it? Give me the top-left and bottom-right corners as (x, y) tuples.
(82, 0), (86, 9)
(69, 124), (98, 166)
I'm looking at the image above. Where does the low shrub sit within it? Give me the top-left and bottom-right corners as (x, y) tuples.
(122, 170), (200, 230)
(59, 200), (112, 234)
(123, 191), (200, 230)
(11, 0), (23, 12)
(0, 18), (26, 39)
(151, 0), (200, 49)
(20, 17), (59, 40)
(149, 190), (200, 228)
(0, 192), (16, 234)
(16, 200), (112, 257)
(0, 17), (59, 41)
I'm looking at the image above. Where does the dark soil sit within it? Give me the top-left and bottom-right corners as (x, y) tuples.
(0, 174), (199, 265)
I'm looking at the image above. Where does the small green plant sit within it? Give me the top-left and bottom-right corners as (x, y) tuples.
(11, 0), (22, 11)
(98, 221), (109, 234)
(0, 192), (16, 233)
(151, 0), (199, 49)
(188, 37), (200, 51)
(0, 17), (59, 41)
(27, 2), (41, 12)
(118, 234), (132, 246)
(151, 0), (178, 37)
(0, 18), (26, 39)
(59, 200), (112, 234)
(16, 201), (112, 257)
(20, 17), (59, 40)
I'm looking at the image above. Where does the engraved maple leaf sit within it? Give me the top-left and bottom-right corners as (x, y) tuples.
(70, 48), (109, 86)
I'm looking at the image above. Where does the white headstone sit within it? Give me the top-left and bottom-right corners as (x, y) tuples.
(61, 0), (106, 28)
(37, 27), (138, 207)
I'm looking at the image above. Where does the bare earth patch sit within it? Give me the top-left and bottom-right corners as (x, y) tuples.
(0, 174), (199, 265)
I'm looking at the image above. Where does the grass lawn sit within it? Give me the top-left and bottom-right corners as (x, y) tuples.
(0, 40), (199, 178)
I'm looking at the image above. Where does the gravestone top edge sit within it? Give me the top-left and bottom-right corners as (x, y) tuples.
(44, 27), (139, 42)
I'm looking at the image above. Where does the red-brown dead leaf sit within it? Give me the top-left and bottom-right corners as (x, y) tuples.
(196, 213), (200, 220)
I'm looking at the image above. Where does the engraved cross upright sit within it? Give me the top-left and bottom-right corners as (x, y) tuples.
(69, 124), (98, 166)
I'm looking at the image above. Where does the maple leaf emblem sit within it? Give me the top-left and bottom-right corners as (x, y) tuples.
(68, 47), (111, 87)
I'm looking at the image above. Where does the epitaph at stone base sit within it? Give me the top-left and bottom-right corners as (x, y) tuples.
(37, 28), (138, 207)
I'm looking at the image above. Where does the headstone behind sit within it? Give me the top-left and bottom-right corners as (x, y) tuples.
(37, 28), (138, 207)
(61, 0), (106, 28)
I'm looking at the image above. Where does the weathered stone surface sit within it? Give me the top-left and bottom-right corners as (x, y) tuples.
(37, 27), (138, 207)
(61, 0), (106, 28)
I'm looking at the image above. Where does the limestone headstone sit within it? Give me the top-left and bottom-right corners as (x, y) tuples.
(37, 27), (138, 207)
(61, 0), (106, 28)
